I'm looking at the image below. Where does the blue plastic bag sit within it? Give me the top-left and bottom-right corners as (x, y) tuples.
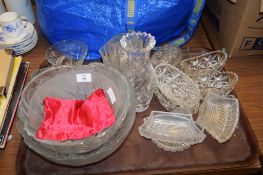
(36, 0), (205, 60)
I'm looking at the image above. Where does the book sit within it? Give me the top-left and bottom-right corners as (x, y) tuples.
(0, 49), (14, 97)
(0, 56), (22, 129)
(0, 62), (29, 148)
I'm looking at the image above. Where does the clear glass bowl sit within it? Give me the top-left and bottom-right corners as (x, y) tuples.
(154, 63), (201, 114)
(16, 94), (136, 166)
(196, 93), (240, 143)
(46, 40), (88, 66)
(17, 63), (133, 154)
(139, 111), (206, 144)
(198, 71), (239, 99)
(179, 49), (227, 82)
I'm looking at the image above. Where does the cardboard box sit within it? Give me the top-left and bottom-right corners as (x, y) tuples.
(206, 0), (263, 57)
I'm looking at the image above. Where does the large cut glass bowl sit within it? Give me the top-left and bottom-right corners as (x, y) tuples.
(17, 63), (134, 154)
(16, 96), (136, 166)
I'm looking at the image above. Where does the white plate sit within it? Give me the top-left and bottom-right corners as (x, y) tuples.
(14, 35), (38, 55)
(13, 30), (37, 49)
(3, 29), (37, 51)
(15, 35), (38, 53)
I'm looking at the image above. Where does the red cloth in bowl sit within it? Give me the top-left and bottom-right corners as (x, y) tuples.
(36, 88), (115, 141)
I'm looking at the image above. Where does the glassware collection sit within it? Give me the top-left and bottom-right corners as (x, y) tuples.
(17, 31), (239, 166)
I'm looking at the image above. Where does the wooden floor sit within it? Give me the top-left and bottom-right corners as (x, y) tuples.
(0, 22), (262, 175)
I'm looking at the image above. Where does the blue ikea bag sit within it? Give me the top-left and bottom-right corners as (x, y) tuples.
(36, 0), (205, 60)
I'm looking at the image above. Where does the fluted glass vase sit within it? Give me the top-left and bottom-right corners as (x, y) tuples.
(119, 32), (156, 112)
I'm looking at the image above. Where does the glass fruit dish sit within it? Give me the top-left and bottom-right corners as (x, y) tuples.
(17, 63), (134, 154)
(16, 95), (136, 166)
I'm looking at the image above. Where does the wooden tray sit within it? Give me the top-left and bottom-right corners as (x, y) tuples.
(16, 94), (260, 175)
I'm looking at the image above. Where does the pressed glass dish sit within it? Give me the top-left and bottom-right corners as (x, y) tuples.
(139, 111), (206, 144)
(154, 63), (201, 113)
(17, 63), (133, 154)
(198, 71), (238, 99)
(196, 93), (240, 143)
(179, 49), (227, 82)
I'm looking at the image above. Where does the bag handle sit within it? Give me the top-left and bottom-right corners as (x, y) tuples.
(126, 0), (205, 46)
(126, 0), (135, 31)
(168, 0), (206, 46)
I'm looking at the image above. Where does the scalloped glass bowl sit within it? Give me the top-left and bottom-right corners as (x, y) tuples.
(180, 50), (227, 82)
(17, 63), (135, 156)
(154, 63), (201, 114)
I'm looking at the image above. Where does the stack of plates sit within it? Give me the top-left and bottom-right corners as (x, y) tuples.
(0, 21), (38, 55)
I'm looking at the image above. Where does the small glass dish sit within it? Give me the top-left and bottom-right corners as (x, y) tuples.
(139, 111), (206, 144)
(179, 49), (227, 82)
(154, 63), (201, 114)
(196, 93), (240, 143)
(46, 40), (88, 66)
(198, 71), (238, 99)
